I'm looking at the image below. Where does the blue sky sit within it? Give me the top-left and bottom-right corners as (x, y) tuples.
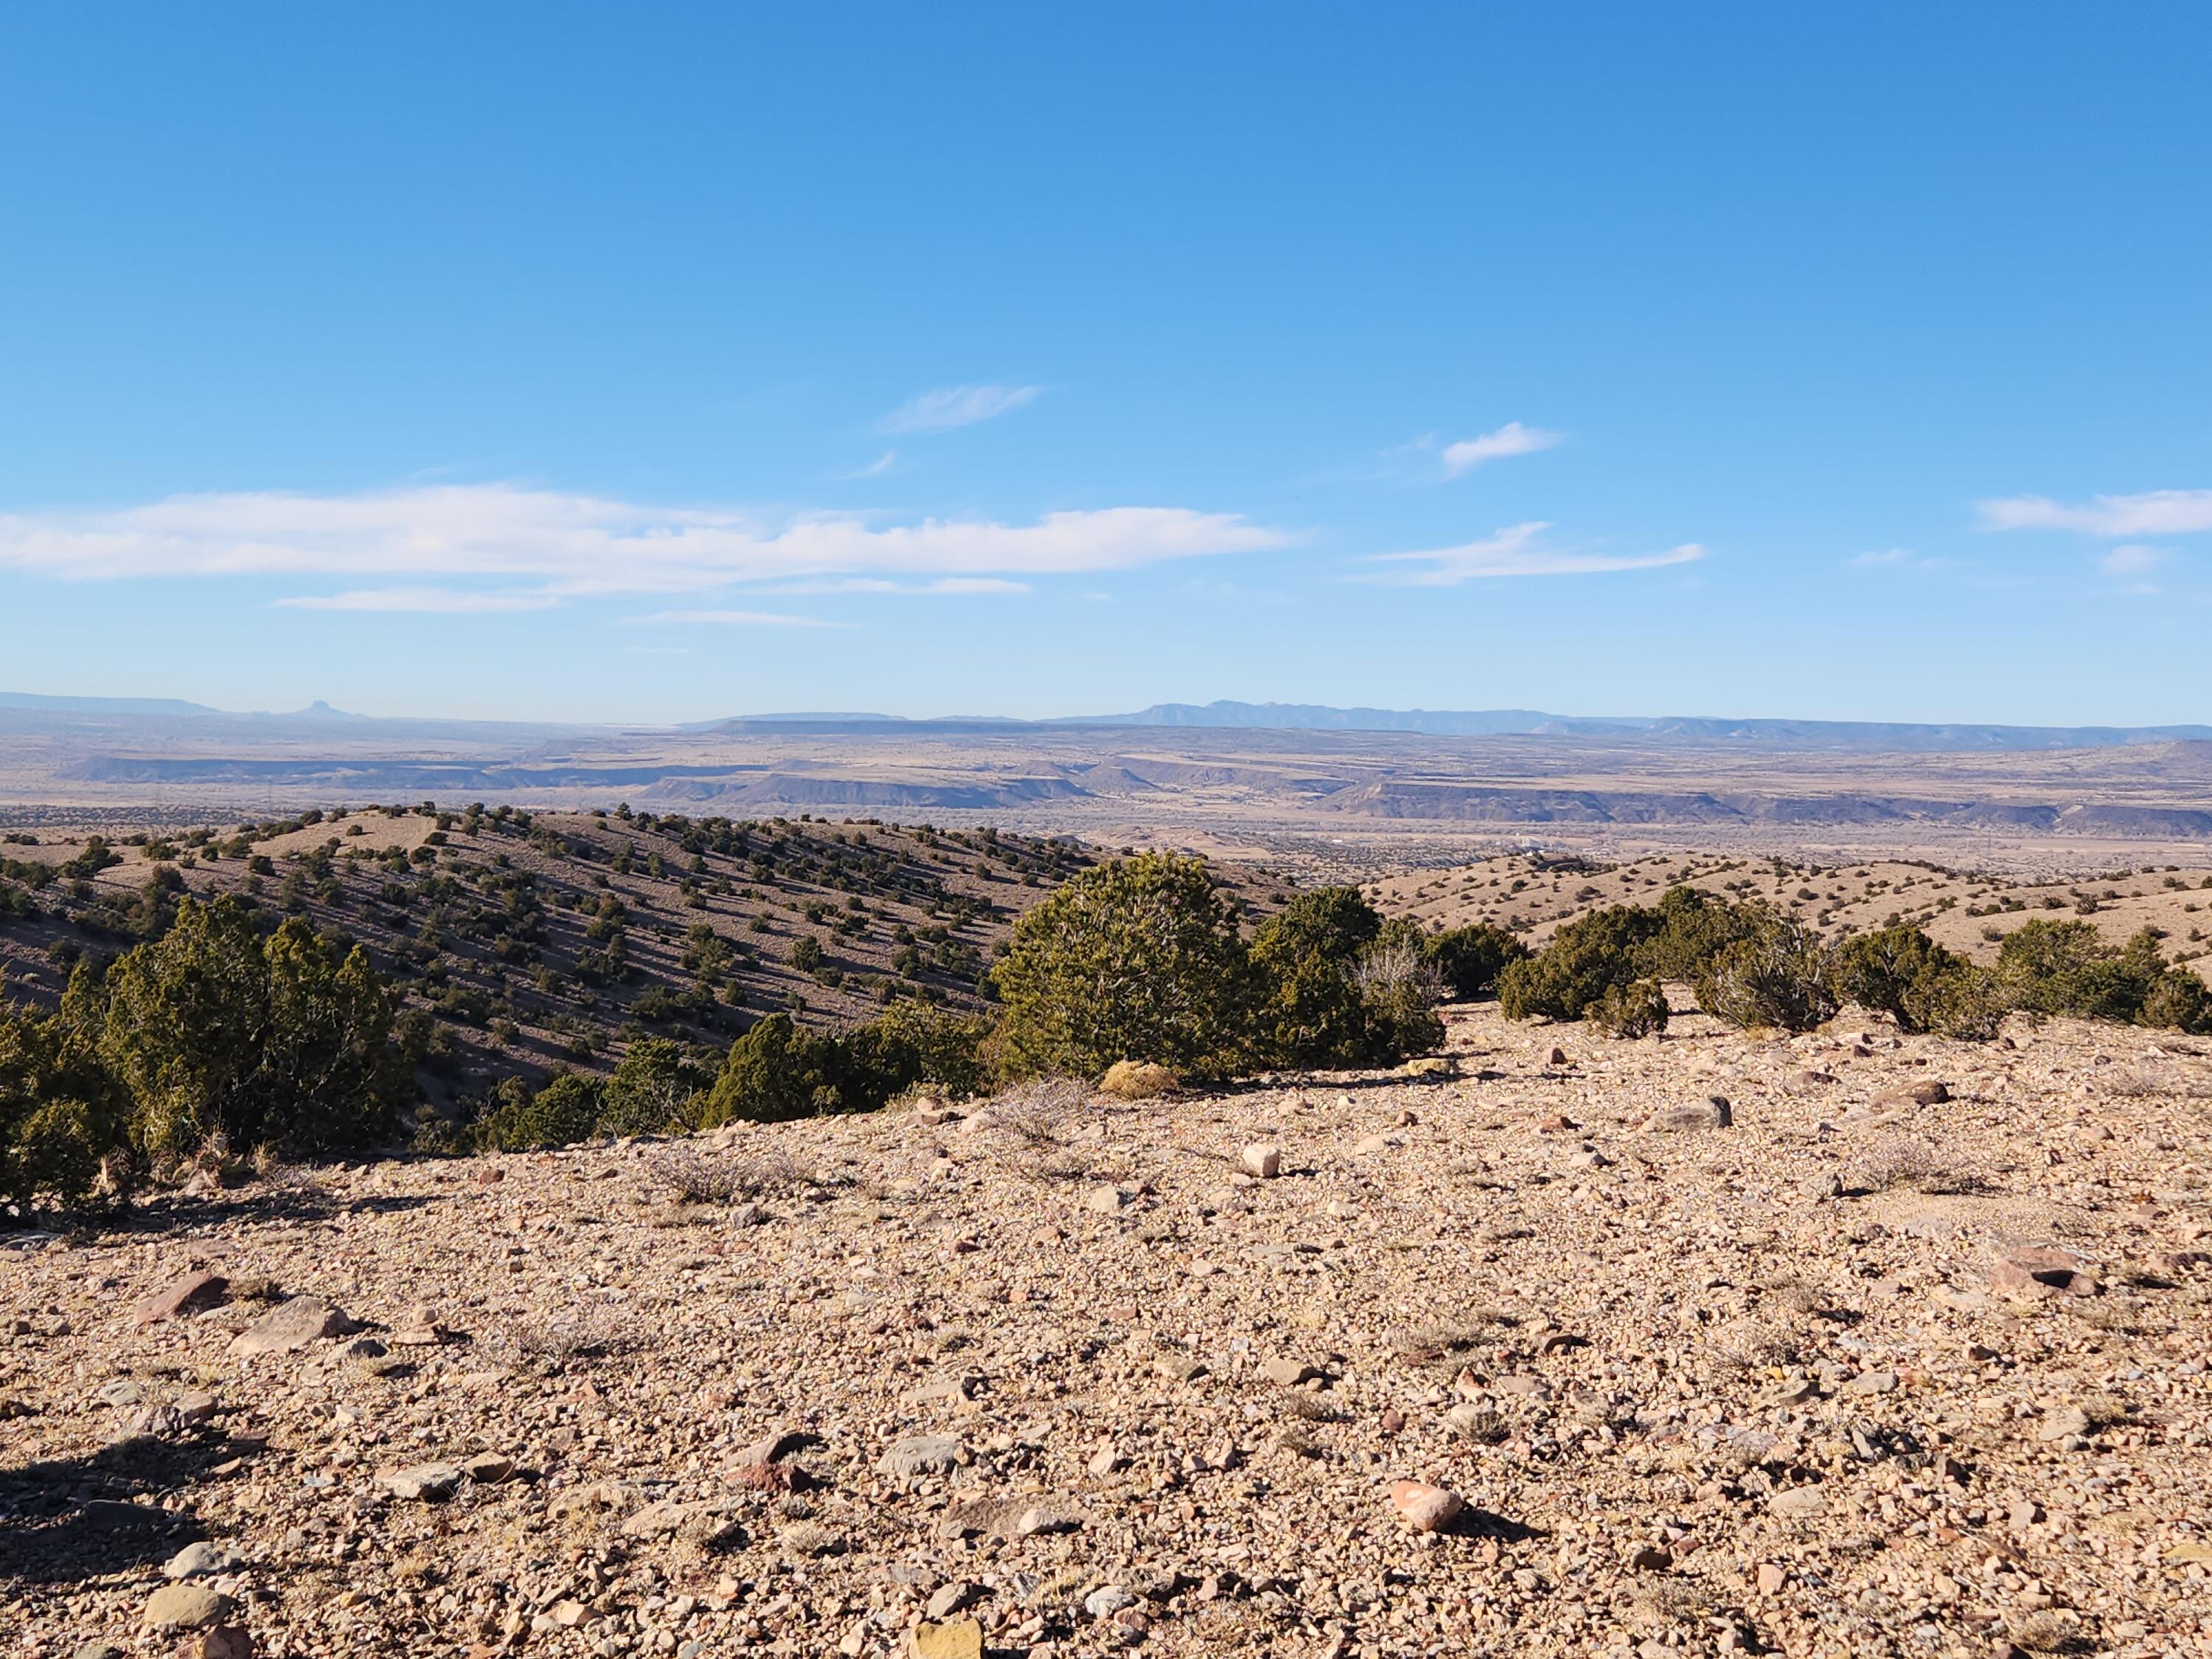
(2, 4), (2208, 726)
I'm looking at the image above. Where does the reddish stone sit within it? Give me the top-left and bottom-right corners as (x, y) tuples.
(1390, 1479), (1464, 1532)
(731, 1460), (806, 1492)
(133, 1272), (229, 1326)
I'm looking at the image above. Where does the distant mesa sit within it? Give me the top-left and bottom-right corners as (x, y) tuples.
(12, 689), (2212, 752)
(0, 690), (225, 716)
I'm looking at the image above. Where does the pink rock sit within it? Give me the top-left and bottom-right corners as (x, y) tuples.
(133, 1272), (229, 1326)
(731, 1461), (805, 1492)
(1389, 1479), (1464, 1532)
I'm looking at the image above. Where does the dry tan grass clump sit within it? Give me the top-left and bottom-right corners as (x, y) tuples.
(2010, 1609), (2079, 1653)
(1099, 1060), (1177, 1099)
(1843, 1135), (1980, 1194)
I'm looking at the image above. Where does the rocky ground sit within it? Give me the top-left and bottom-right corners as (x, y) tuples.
(4, 1004), (2211, 1659)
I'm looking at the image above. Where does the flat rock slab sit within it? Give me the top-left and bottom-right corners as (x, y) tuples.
(133, 1272), (229, 1325)
(910, 1619), (982, 1659)
(1769, 1485), (1828, 1519)
(229, 1295), (355, 1356)
(1649, 1097), (1731, 1131)
(377, 1461), (464, 1500)
(941, 1493), (1088, 1540)
(879, 1435), (962, 1478)
(163, 1542), (240, 1579)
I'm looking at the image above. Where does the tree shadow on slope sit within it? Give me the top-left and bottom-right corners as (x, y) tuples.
(66, 1180), (448, 1243)
(0, 1431), (228, 1585)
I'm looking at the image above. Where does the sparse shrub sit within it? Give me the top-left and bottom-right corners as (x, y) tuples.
(992, 854), (1254, 1081)
(1833, 922), (2003, 1040)
(1352, 920), (1447, 1059)
(93, 896), (408, 1160)
(504, 1304), (647, 1367)
(1693, 910), (1838, 1032)
(1639, 885), (1761, 984)
(474, 1069), (604, 1150)
(1420, 922), (1528, 1001)
(1587, 978), (1669, 1039)
(975, 1077), (1098, 1180)
(1247, 887), (1382, 1068)
(1996, 919), (2160, 1022)
(2139, 966), (2212, 1033)
(1497, 905), (1663, 1021)
(1, 1004), (129, 1208)
(598, 1037), (717, 1135)
(1842, 1135), (1977, 1195)
(651, 1147), (746, 1206)
(982, 1075), (1091, 1149)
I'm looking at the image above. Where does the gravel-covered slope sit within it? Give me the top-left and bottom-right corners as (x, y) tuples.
(4, 1005), (2210, 1658)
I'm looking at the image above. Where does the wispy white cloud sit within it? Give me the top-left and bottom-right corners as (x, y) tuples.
(1367, 521), (1706, 585)
(1978, 489), (2212, 537)
(1847, 547), (1950, 572)
(841, 451), (899, 479)
(768, 576), (1029, 595)
(1440, 421), (1563, 478)
(625, 609), (849, 628)
(274, 586), (560, 613)
(0, 485), (1284, 601)
(880, 383), (1041, 434)
(2100, 544), (2163, 577)
(2098, 544), (2168, 597)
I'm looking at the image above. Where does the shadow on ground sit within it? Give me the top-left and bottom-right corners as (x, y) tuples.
(0, 1432), (225, 1585)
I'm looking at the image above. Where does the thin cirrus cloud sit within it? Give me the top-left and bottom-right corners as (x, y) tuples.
(1977, 489), (2212, 537)
(765, 576), (1029, 595)
(2099, 545), (2165, 578)
(880, 383), (1041, 434)
(1440, 421), (1563, 478)
(840, 451), (899, 479)
(1366, 521), (1707, 585)
(623, 609), (849, 628)
(0, 484), (1285, 611)
(274, 586), (560, 613)
(1847, 547), (1949, 572)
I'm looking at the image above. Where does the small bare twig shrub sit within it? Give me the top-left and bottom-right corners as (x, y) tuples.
(652, 1149), (747, 1206)
(987, 1077), (1092, 1150)
(1843, 1135), (1980, 1195)
(501, 1306), (650, 1368)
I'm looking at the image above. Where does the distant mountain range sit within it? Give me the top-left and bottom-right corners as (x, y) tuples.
(8, 691), (2211, 753)
(0, 692), (361, 720)
(700, 700), (2212, 751)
